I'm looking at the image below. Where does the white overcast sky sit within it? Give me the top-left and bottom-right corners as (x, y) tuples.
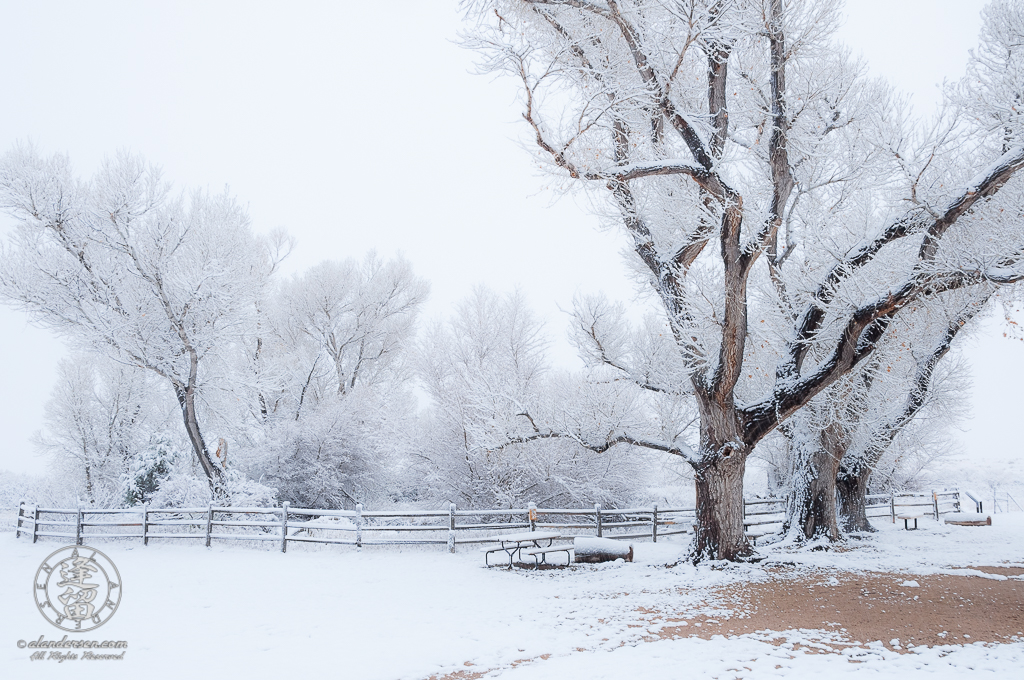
(0, 0), (1018, 478)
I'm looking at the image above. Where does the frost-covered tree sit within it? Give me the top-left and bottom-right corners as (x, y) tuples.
(227, 253), (427, 509)
(279, 254), (428, 396)
(771, 290), (981, 539)
(465, 0), (1024, 560)
(35, 355), (154, 507)
(0, 147), (272, 498)
(417, 288), (651, 508)
(833, 308), (976, 532)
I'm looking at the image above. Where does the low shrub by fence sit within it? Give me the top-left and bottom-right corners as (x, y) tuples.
(13, 490), (966, 553)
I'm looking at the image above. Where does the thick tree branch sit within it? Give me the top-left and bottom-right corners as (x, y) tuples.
(745, 266), (1023, 442)
(782, 144), (1024, 378)
(495, 427), (700, 463)
(845, 300), (986, 478)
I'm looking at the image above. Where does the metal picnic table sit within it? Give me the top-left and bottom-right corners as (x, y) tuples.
(484, 531), (562, 567)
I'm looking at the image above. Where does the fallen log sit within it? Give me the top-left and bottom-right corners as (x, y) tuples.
(574, 536), (633, 563)
(944, 512), (992, 526)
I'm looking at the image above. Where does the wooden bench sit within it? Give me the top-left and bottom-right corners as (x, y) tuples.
(897, 513), (924, 530)
(521, 544), (574, 568)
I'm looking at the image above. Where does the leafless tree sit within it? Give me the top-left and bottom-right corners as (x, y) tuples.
(0, 147), (271, 498)
(465, 0), (1024, 559)
(34, 355), (153, 507)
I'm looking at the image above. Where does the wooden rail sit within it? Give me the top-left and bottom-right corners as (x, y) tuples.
(14, 500), (695, 551)
(863, 490), (963, 521)
(12, 490), (967, 553)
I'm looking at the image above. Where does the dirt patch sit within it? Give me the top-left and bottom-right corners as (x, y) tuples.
(428, 655), (551, 680)
(429, 568), (1024, 679)
(652, 570), (1024, 650)
(428, 669), (486, 680)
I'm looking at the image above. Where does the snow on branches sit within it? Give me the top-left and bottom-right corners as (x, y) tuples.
(464, 0), (1024, 559)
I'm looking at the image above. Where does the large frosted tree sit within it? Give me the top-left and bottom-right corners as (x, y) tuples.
(0, 147), (271, 498)
(466, 0), (1024, 560)
(225, 253), (428, 509)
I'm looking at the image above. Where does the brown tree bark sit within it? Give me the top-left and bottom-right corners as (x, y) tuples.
(837, 464), (875, 533)
(785, 414), (849, 541)
(173, 379), (224, 498)
(692, 452), (752, 561)
(787, 440), (843, 541)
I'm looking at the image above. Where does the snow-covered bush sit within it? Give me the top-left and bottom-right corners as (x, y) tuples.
(123, 431), (179, 506)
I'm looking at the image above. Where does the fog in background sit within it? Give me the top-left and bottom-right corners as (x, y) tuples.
(0, 0), (1017, 482)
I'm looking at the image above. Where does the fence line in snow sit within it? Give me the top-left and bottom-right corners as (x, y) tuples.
(14, 501), (699, 553)
(13, 490), (967, 553)
(864, 490), (964, 521)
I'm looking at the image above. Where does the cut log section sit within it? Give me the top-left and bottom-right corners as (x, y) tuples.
(944, 513), (992, 526)
(574, 536), (633, 563)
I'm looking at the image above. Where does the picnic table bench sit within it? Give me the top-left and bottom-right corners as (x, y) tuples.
(483, 531), (564, 568)
(897, 513), (924, 530)
(521, 544), (574, 568)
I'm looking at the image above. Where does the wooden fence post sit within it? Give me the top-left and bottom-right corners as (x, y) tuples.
(205, 502), (214, 547)
(595, 503), (602, 537)
(17, 501), (29, 542)
(528, 503), (537, 532)
(75, 505), (83, 546)
(448, 503), (456, 554)
(652, 504), (658, 543)
(280, 502), (289, 553)
(933, 492), (939, 521)
(356, 503), (363, 549)
(143, 504), (149, 546)
(32, 505), (39, 543)
(890, 492), (895, 523)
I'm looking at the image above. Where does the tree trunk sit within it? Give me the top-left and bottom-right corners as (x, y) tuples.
(784, 414), (845, 541)
(837, 464), (874, 533)
(84, 463), (95, 506)
(692, 452), (752, 561)
(788, 444), (841, 541)
(173, 382), (225, 499)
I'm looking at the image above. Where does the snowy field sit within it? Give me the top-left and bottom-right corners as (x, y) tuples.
(3, 514), (1024, 679)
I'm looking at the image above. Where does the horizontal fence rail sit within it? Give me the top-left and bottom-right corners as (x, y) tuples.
(865, 490), (964, 522)
(14, 489), (969, 554)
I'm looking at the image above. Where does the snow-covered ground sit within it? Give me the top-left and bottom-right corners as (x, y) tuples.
(3, 513), (1024, 679)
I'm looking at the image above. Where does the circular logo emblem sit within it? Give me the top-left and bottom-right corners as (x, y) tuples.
(34, 546), (122, 632)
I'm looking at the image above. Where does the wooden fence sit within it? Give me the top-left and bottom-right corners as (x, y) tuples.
(13, 490), (966, 553)
(13, 500), (774, 553)
(865, 490), (964, 521)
